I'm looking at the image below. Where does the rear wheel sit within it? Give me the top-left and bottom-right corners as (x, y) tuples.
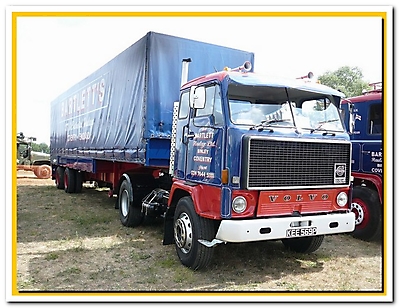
(350, 186), (382, 241)
(282, 235), (324, 253)
(174, 196), (215, 270)
(75, 171), (83, 193)
(118, 179), (144, 227)
(64, 168), (76, 193)
(55, 167), (65, 189)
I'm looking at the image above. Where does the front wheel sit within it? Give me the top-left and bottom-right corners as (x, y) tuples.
(282, 235), (324, 253)
(350, 186), (382, 241)
(174, 196), (215, 270)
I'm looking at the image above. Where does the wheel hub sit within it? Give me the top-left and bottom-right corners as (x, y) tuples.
(351, 202), (364, 225)
(120, 190), (129, 217)
(174, 212), (193, 253)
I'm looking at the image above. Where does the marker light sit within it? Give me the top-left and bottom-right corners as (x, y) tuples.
(221, 169), (229, 184)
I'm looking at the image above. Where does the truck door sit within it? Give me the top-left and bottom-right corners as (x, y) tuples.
(185, 84), (225, 185)
(361, 102), (382, 176)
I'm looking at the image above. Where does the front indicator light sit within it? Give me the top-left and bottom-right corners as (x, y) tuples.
(232, 196), (247, 213)
(337, 192), (348, 207)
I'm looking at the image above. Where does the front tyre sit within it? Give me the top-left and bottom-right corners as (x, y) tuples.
(174, 196), (214, 270)
(282, 235), (324, 253)
(350, 186), (382, 241)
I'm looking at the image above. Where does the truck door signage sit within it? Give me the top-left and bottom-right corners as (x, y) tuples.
(189, 127), (218, 181)
(370, 151), (383, 173)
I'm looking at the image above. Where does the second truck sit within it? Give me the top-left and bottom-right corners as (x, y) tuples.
(341, 82), (383, 241)
(50, 32), (355, 270)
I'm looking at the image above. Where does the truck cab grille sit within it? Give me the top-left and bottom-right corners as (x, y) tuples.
(241, 137), (351, 190)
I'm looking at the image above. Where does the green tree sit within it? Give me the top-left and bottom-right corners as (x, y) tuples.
(31, 142), (50, 154)
(318, 66), (371, 97)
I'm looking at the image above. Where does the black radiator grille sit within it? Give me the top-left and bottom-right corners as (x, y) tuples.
(243, 138), (351, 189)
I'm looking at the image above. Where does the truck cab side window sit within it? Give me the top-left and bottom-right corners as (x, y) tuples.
(195, 85), (223, 125)
(368, 103), (382, 134)
(178, 91), (189, 119)
(196, 86), (215, 117)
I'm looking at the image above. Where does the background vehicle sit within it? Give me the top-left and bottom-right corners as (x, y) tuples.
(50, 31), (355, 270)
(341, 82), (383, 241)
(17, 132), (51, 179)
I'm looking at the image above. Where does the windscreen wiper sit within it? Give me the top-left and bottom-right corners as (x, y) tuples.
(310, 119), (339, 135)
(250, 119), (292, 131)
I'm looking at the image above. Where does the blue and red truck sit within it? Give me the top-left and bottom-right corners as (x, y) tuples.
(341, 82), (383, 241)
(50, 31), (355, 270)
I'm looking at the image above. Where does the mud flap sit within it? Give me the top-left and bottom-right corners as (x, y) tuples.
(163, 210), (174, 245)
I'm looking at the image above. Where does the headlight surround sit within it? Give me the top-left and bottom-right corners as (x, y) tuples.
(336, 192), (348, 207)
(232, 196), (247, 213)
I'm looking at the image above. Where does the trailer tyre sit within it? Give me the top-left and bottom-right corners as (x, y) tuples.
(118, 179), (144, 227)
(55, 167), (65, 189)
(75, 171), (83, 193)
(282, 235), (324, 253)
(64, 168), (76, 193)
(350, 186), (382, 241)
(174, 196), (214, 270)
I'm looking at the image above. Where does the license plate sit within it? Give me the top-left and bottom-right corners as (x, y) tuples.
(286, 226), (317, 238)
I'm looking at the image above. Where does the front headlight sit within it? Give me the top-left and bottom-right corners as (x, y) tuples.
(336, 192), (348, 207)
(232, 196), (247, 213)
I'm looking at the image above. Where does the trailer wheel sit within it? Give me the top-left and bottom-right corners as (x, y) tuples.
(118, 179), (143, 227)
(350, 186), (382, 241)
(34, 165), (52, 179)
(174, 196), (214, 270)
(55, 167), (65, 189)
(282, 235), (324, 253)
(75, 171), (83, 193)
(64, 168), (76, 193)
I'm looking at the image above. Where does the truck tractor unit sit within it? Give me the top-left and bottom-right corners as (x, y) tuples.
(17, 132), (51, 179)
(50, 32), (355, 270)
(341, 82), (382, 241)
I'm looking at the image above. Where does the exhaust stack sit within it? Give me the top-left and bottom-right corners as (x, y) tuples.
(181, 58), (192, 86)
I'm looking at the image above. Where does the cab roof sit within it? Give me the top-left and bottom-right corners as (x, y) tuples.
(183, 71), (345, 98)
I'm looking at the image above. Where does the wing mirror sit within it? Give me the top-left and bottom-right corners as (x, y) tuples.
(189, 86), (206, 109)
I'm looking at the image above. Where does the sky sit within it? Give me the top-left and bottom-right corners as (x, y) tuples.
(12, 8), (386, 144)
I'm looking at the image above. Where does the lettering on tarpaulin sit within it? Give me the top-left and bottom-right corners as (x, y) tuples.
(65, 117), (95, 143)
(60, 74), (109, 120)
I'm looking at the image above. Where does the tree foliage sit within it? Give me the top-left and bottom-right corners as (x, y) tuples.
(318, 66), (371, 98)
(31, 142), (50, 154)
